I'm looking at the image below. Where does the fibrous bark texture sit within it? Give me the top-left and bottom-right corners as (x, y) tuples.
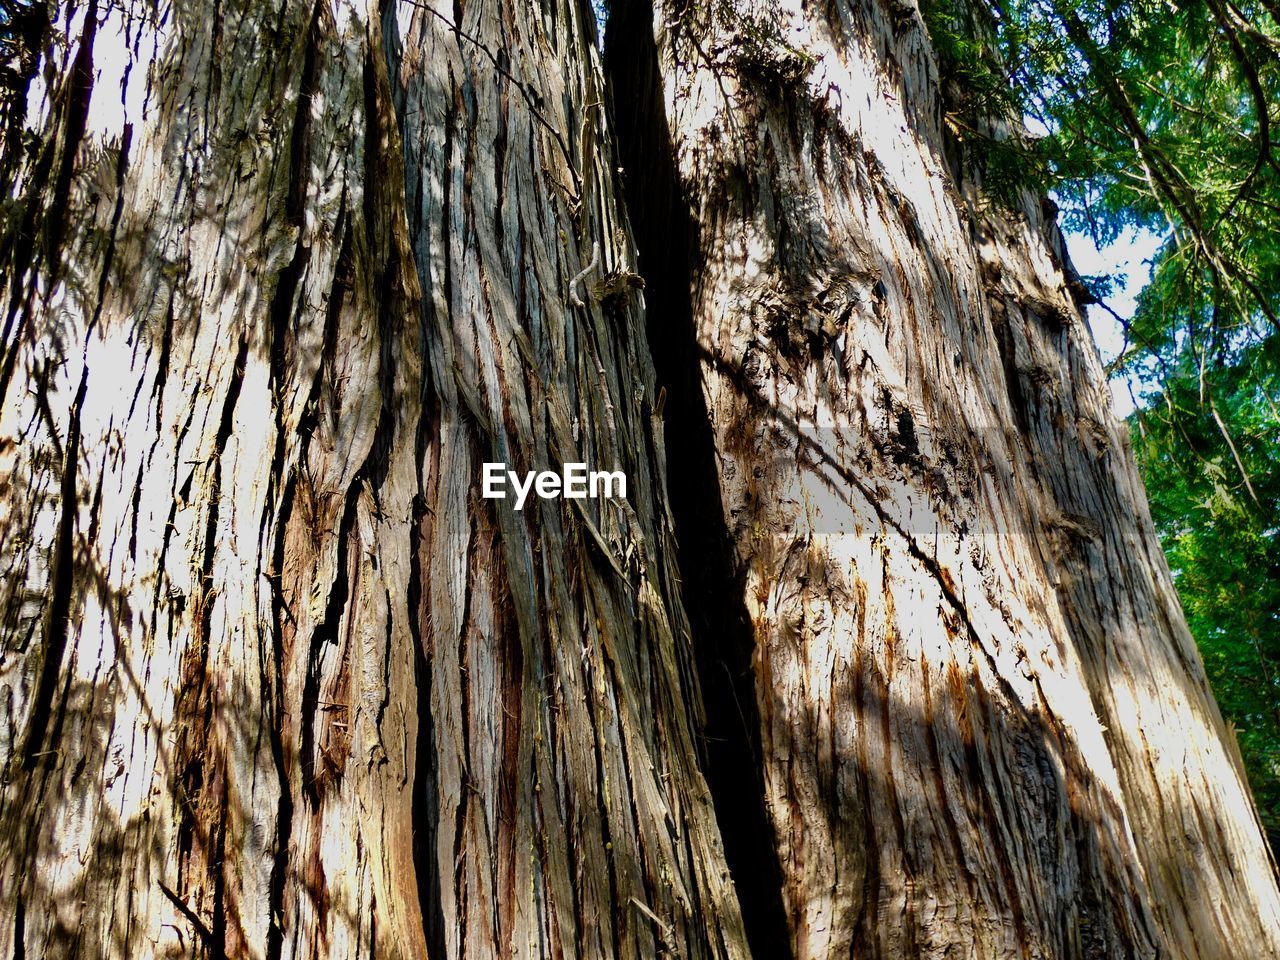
(4, 0), (1279, 957)
(388, 4), (746, 958)
(607, 2), (1280, 958)
(2, 2), (430, 954)
(0, 0), (747, 957)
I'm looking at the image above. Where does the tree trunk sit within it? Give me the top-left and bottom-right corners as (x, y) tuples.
(2, 0), (1278, 958)
(0, 0), (746, 957)
(606, 2), (1280, 959)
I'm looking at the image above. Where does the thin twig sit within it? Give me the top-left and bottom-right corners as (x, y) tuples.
(158, 881), (215, 947)
(569, 241), (600, 307)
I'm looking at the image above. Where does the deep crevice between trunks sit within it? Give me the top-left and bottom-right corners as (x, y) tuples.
(605, 6), (794, 958)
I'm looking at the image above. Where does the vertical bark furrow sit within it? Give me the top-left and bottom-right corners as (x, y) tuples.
(20, 368), (87, 770)
(173, 331), (246, 948)
(603, 8), (800, 959)
(43, 0), (98, 289)
(265, 476), (296, 960)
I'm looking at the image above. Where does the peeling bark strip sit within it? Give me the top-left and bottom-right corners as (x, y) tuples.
(608, 2), (1280, 958)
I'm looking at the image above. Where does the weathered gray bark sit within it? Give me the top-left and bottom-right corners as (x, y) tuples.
(607, 2), (1280, 958)
(0, 0), (746, 957)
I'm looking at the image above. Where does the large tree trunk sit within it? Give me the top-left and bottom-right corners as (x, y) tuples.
(2, 0), (1278, 957)
(0, 0), (746, 957)
(607, 2), (1280, 959)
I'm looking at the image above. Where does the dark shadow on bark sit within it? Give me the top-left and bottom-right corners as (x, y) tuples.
(605, 6), (793, 958)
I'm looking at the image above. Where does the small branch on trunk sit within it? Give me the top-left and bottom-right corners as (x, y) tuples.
(569, 242), (600, 307)
(158, 881), (215, 948)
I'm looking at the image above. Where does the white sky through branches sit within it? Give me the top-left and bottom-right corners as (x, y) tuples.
(1068, 227), (1163, 418)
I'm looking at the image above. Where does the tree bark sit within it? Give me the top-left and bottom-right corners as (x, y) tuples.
(388, 5), (746, 959)
(0, 0), (746, 957)
(3, 0), (1279, 958)
(607, 2), (1280, 959)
